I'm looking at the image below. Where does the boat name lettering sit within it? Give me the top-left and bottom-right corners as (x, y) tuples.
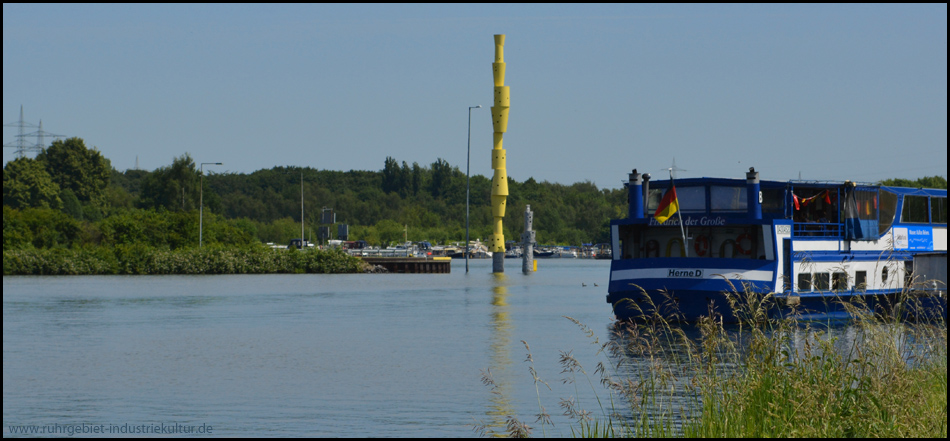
(650, 216), (727, 226)
(668, 269), (703, 278)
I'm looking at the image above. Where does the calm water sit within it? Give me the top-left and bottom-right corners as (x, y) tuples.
(4, 259), (621, 437)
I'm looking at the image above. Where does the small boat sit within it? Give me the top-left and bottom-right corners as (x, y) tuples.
(449, 240), (492, 259)
(592, 243), (612, 259)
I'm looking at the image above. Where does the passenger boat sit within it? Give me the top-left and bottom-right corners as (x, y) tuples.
(606, 168), (947, 322)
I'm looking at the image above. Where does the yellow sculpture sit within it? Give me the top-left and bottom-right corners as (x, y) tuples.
(490, 34), (509, 272)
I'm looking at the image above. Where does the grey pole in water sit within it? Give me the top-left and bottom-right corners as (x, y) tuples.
(522, 205), (535, 274)
(493, 249), (505, 273)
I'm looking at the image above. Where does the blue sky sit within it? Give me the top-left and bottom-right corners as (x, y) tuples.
(4, 4), (946, 189)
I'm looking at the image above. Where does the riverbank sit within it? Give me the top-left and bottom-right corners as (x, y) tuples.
(2, 246), (369, 275)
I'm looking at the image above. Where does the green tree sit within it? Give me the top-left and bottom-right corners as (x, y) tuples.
(382, 156), (401, 194)
(256, 217), (303, 244)
(37, 138), (111, 207)
(60, 189), (82, 219)
(879, 176), (947, 189)
(137, 153), (201, 211)
(411, 162), (424, 196)
(429, 158), (456, 199)
(2, 207), (82, 249)
(3, 157), (63, 210)
(375, 219), (405, 246)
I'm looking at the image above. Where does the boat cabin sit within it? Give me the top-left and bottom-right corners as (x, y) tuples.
(612, 168), (947, 264)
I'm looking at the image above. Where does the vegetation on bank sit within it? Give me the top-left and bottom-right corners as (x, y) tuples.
(4, 137), (631, 250)
(3, 136), (946, 276)
(9, 138), (944, 254)
(475, 289), (947, 438)
(3, 245), (367, 276)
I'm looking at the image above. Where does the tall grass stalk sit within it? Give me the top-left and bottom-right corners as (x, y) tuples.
(685, 288), (947, 438)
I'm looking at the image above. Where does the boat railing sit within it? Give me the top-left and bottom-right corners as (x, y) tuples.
(792, 222), (842, 238)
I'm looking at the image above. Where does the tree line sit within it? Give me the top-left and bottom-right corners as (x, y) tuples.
(4, 138), (629, 250)
(3, 137), (946, 251)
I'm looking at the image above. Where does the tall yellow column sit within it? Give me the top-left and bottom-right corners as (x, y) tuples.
(490, 34), (509, 273)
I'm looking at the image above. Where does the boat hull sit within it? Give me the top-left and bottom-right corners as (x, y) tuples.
(608, 257), (777, 321)
(608, 288), (947, 322)
(608, 256), (947, 322)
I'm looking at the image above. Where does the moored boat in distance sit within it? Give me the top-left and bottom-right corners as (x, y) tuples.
(607, 168), (947, 322)
(448, 240), (493, 259)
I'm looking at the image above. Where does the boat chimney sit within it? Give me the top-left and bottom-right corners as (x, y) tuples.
(746, 167), (762, 220)
(628, 169), (644, 219)
(642, 173), (652, 216)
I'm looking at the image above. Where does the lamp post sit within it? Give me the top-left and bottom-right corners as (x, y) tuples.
(466, 105), (482, 273)
(199, 162), (222, 248)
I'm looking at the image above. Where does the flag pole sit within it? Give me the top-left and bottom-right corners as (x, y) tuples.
(669, 168), (689, 257)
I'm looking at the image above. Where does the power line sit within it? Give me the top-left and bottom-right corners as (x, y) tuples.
(3, 105), (66, 158)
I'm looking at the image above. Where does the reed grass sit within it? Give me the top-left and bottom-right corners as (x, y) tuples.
(475, 281), (947, 438)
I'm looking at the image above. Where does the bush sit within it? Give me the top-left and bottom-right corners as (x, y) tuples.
(3, 245), (366, 276)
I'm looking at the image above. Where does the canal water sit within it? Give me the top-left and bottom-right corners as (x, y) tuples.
(4, 259), (622, 437)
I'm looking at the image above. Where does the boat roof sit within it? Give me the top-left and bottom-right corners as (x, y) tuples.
(644, 176), (946, 196)
(879, 186), (947, 197)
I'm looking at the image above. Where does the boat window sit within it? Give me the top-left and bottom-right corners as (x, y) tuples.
(932, 197), (947, 224)
(792, 188), (838, 224)
(878, 190), (898, 235)
(814, 273), (830, 291)
(617, 225), (638, 259)
(855, 271), (867, 290)
(854, 189), (879, 221)
(646, 186), (706, 213)
(797, 273), (812, 291)
(631, 225), (767, 259)
(710, 186), (746, 212)
(761, 189), (784, 214)
(843, 187), (880, 241)
(677, 186), (706, 212)
(646, 189), (663, 212)
(901, 195), (929, 223)
(832, 272), (848, 291)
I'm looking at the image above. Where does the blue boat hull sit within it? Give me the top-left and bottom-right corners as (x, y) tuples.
(608, 286), (947, 322)
(606, 257), (947, 322)
(607, 257), (778, 321)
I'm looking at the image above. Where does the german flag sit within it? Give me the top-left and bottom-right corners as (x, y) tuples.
(654, 186), (679, 224)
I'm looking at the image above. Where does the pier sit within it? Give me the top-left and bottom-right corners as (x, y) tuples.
(361, 257), (451, 274)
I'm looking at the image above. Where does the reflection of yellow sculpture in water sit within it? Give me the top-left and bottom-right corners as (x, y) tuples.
(484, 273), (513, 436)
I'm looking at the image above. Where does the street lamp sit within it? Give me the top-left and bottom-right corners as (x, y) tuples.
(466, 105), (482, 273)
(199, 162), (222, 248)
